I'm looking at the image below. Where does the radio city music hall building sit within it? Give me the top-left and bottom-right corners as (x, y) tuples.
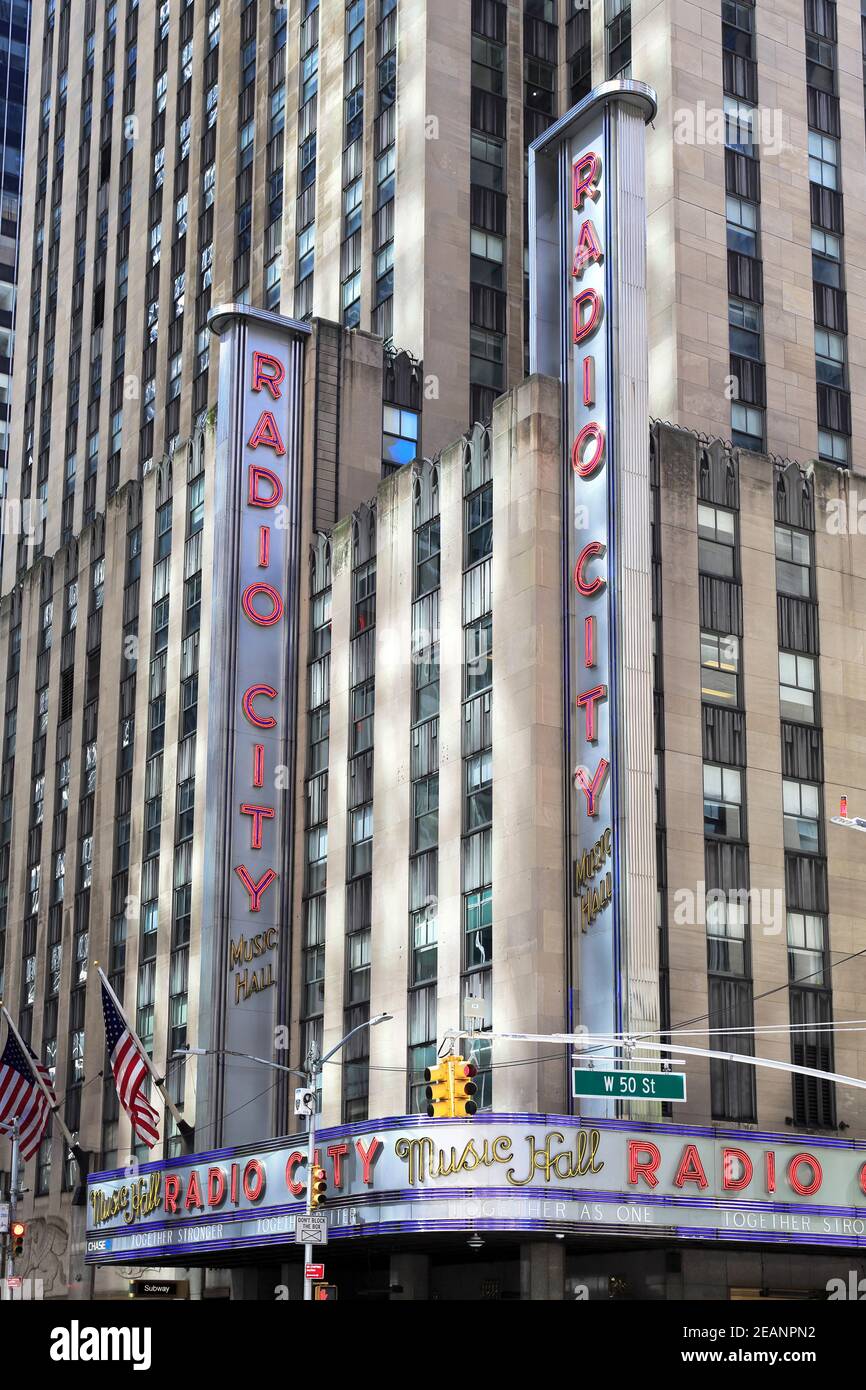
(3, 0), (866, 1302)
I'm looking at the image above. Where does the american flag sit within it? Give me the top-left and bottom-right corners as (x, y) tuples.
(0, 1032), (56, 1160)
(100, 979), (160, 1149)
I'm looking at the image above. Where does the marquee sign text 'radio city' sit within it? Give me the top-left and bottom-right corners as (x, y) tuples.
(231, 348), (289, 1004)
(569, 147), (614, 935)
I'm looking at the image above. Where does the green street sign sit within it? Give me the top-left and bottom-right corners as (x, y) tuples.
(572, 1068), (687, 1102)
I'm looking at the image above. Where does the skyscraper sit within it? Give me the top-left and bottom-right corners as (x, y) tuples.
(3, 0), (866, 1303)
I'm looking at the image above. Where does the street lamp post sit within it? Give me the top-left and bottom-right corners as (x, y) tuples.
(301, 1013), (391, 1302)
(175, 1010), (392, 1304)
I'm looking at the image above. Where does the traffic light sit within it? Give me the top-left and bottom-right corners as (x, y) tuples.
(424, 1060), (451, 1118)
(449, 1056), (478, 1117)
(313, 1283), (338, 1300)
(310, 1165), (327, 1209)
(10, 1221), (25, 1259)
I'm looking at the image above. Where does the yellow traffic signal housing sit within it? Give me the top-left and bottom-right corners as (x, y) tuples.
(310, 1165), (327, 1209)
(424, 1061), (451, 1118)
(450, 1057), (478, 1117)
(425, 1055), (478, 1118)
(10, 1220), (26, 1258)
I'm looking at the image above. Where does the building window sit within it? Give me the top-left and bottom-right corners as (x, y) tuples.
(706, 895), (746, 975)
(464, 885), (492, 970)
(469, 327), (504, 390)
(808, 130), (838, 189)
(382, 405), (418, 469)
(412, 775), (439, 853)
(411, 902), (437, 985)
(308, 706), (330, 774)
(349, 804), (373, 878)
(703, 764), (743, 840)
(818, 428), (848, 466)
(783, 779), (821, 855)
(413, 645), (440, 722)
(472, 34), (505, 96)
(465, 749), (492, 832)
(697, 504), (736, 578)
(305, 825), (328, 895)
(353, 560), (376, 635)
(414, 518), (440, 598)
(812, 226), (841, 286)
(303, 900), (325, 1015)
(465, 483), (493, 565)
(346, 930), (370, 1003)
(815, 327), (845, 388)
(779, 652), (816, 725)
(724, 96), (756, 155)
(726, 195), (757, 256)
(470, 132), (504, 191)
(700, 631), (740, 706)
(408, 986), (436, 1115)
(787, 911), (826, 985)
(728, 298), (761, 359)
(774, 525), (811, 598)
(351, 681), (375, 754)
(464, 615), (492, 697)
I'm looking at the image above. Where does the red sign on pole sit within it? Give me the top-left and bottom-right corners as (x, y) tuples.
(305, 1263), (325, 1281)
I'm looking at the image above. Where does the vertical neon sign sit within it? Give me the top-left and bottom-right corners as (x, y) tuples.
(203, 307), (310, 1144)
(529, 83), (659, 1116)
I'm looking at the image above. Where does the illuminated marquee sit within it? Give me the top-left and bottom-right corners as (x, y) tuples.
(85, 1115), (866, 1262)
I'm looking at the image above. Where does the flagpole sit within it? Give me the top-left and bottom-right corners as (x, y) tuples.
(95, 965), (193, 1142)
(6, 1118), (19, 1283)
(0, 1003), (77, 1150)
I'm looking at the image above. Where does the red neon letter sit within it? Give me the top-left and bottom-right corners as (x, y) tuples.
(571, 421), (605, 478)
(248, 410), (286, 456)
(573, 541), (606, 597)
(242, 683), (278, 729)
(787, 1152), (822, 1196)
(242, 582), (284, 627)
(248, 464), (284, 508)
(327, 1142), (350, 1190)
(243, 1159), (266, 1202)
(572, 218), (603, 277)
(673, 1144), (709, 1190)
(572, 151), (602, 210)
(583, 356), (595, 407)
(253, 743), (265, 787)
(251, 351), (285, 400)
(355, 1137), (383, 1185)
(628, 1141), (661, 1188)
(574, 758), (609, 816)
(576, 684), (607, 742)
(584, 616), (595, 668)
(859, 1162), (866, 1197)
(573, 288), (602, 344)
(207, 1168), (227, 1208)
(258, 526), (270, 568)
(164, 1175), (181, 1213)
(234, 864), (277, 912)
(285, 1152), (305, 1197)
(240, 803), (275, 850)
(722, 1148), (753, 1191)
(185, 1170), (204, 1211)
